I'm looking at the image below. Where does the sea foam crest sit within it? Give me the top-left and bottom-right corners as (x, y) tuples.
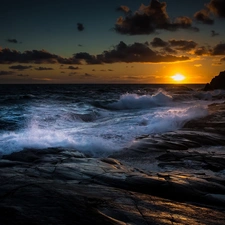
(194, 89), (225, 100)
(108, 89), (172, 109)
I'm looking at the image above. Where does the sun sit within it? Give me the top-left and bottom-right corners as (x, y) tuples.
(171, 73), (185, 82)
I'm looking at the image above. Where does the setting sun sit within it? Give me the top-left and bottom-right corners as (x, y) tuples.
(171, 73), (185, 82)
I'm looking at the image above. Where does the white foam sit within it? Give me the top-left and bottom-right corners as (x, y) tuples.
(0, 126), (119, 157)
(0, 92), (209, 157)
(194, 89), (225, 100)
(107, 89), (172, 109)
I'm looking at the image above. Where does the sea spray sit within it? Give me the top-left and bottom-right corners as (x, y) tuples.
(0, 85), (212, 157)
(107, 89), (172, 109)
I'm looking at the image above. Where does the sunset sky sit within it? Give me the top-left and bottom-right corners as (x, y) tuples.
(0, 0), (225, 84)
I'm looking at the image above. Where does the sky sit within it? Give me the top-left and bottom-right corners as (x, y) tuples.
(0, 0), (225, 84)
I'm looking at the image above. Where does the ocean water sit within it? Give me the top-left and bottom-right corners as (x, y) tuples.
(0, 84), (224, 157)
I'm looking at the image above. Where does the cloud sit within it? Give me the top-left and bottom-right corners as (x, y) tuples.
(114, 0), (198, 35)
(77, 23), (84, 31)
(74, 52), (102, 64)
(150, 37), (168, 47)
(163, 46), (177, 54)
(150, 37), (197, 53)
(193, 42), (225, 56)
(116, 5), (131, 13)
(108, 69), (113, 71)
(0, 48), (80, 64)
(207, 0), (225, 18)
(67, 66), (80, 70)
(95, 41), (189, 63)
(35, 67), (54, 71)
(221, 57), (225, 61)
(211, 30), (219, 36)
(194, 46), (210, 55)
(61, 71), (65, 73)
(211, 42), (225, 55)
(194, 9), (214, 24)
(168, 39), (197, 51)
(1, 40), (189, 66)
(78, 44), (83, 47)
(17, 74), (29, 77)
(6, 39), (19, 44)
(9, 65), (32, 70)
(32, 78), (52, 81)
(194, 64), (202, 67)
(0, 70), (14, 76)
(194, 0), (225, 24)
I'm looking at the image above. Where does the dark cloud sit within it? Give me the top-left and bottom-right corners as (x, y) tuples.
(9, 65), (32, 70)
(1, 41), (189, 66)
(150, 37), (197, 53)
(0, 48), (80, 64)
(163, 46), (177, 54)
(194, 46), (211, 55)
(221, 57), (225, 61)
(6, 39), (19, 44)
(150, 37), (168, 47)
(61, 71), (65, 73)
(168, 39), (197, 51)
(108, 69), (113, 71)
(194, 9), (214, 24)
(0, 70), (14, 76)
(74, 52), (102, 64)
(35, 67), (54, 71)
(126, 76), (140, 80)
(116, 5), (131, 13)
(96, 41), (189, 63)
(67, 66), (80, 70)
(207, 0), (225, 18)
(114, 0), (198, 35)
(211, 42), (225, 55)
(77, 23), (84, 31)
(194, 0), (225, 24)
(78, 44), (83, 47)
(211, 30), (219, 37)
(17, 74), (29, 77)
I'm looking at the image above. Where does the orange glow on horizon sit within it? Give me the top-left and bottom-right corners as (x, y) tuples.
(171, 73), (186, 82)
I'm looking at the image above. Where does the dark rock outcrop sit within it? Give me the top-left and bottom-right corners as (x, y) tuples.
(204, 71), (225, 91)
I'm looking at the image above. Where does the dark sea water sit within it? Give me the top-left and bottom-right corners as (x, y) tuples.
(0, 84), (224, 156)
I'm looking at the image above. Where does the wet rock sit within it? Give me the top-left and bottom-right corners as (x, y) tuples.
(1, 104), (225, 224)
(203, 70), (225, 91)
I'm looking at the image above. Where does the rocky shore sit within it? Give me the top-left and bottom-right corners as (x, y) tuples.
(204, 71), (225, 91)
(1, 102), (225, 224)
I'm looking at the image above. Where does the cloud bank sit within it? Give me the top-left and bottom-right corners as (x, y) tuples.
(114, 0), (198, 35)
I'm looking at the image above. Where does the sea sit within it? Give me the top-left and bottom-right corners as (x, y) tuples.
(0, 84), (224, 157)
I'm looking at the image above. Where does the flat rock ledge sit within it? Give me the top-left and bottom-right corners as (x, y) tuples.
(1, 103), (225, 225)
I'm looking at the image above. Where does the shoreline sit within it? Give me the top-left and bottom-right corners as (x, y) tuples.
(0, 101), (225, 224)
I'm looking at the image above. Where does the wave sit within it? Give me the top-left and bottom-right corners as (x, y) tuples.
(106, 89), (173, 110)
(63, 111), (99, 122)
(194, 89), (225, 100)
(0, 103), (208, 157)
(140, 105), (208, 133)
